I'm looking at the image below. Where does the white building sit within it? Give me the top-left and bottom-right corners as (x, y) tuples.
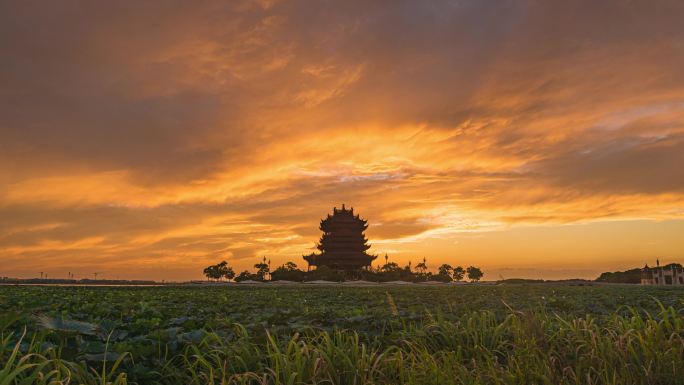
(641, 260), (684, 286)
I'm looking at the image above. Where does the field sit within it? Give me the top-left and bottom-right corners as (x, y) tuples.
(1, 284), (683, 385)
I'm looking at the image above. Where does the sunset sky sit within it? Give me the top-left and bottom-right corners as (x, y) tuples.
(2, 0), (684, 281)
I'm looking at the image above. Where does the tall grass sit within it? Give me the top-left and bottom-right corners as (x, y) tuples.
(160, 306), (683, 385)
(0, 322), (128, 385)
(2, 305), (683, 385)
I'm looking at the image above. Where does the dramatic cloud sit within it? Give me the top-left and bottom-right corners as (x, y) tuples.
(1, 0), (684, 280)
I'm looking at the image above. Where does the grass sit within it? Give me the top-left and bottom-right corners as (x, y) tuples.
(0, 329), (128, 385)
(1, 285), (683, 384)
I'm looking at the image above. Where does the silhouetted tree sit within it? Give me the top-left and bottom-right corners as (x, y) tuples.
(222, 266), (236, 281)
(452, 266), (465, 282)
(203, 263), (221, 281)
(271, 263), (306, 281)
(254, 256), (270, 281)
(466, 266), (484, 282)
(234, 270), (253, 282)
(595, 266), (659, 284)
(381, 262), (401, 273)
(203, 261), (235, 281)
(202, 266), (214, 279)
(438, 264), (453, 278)
(216, 261), (228, 279)
(308, 265), (344, 282)
(415, 257), (428, 274)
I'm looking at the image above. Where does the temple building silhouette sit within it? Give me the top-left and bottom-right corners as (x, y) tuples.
(303, 205), (377, 271)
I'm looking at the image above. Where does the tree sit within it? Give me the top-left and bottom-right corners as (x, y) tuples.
(271, 262), (306, 282)
(203, 265), (216, 281)
(203, 264), (222, 281)
(381, 262), (401, 273)
(216, 261), (228, 280)
(234, 270), (253, 282)
(308, 265), (344, 282)
(438, 264), (453, 278)
(415, 257), (428, 274)
(452, 266), (465, 282)
(222, 266), (236, 281)
(466, 266), (484, 282)
(595, 268), (647, 284)
(254, 257), (270, 281)
(203, 261), (235, 282)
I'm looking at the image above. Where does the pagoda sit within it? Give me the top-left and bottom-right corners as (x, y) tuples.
(303, 205), (377, 271)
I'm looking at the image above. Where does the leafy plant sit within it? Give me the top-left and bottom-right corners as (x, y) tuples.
(1, 284), (683, 384)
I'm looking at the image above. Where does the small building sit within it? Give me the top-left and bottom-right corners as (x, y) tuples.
(641, 260), (684, 286)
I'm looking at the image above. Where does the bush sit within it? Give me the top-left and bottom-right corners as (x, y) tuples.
(431, 273), (453, 283)
(306, 266), (344, 281)
(270, 268), (306, 282)
(234, 271), (262, 282)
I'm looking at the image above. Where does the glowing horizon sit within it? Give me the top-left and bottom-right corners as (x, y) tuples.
(1, 1), (684, 281)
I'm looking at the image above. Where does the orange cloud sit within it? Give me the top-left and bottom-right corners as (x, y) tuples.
(1, 0), (684, 280)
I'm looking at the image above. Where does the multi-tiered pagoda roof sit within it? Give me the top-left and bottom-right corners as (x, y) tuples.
(303, 205), (376, 271)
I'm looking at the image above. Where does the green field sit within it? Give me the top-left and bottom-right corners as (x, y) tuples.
(1, 284), (683, 384)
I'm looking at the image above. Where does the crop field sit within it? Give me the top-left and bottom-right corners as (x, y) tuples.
(1, 284), (683, 385)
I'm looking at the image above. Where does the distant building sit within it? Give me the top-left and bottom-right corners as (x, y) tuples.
(303, 205), (377, 271)
(641, 260), (684, 286)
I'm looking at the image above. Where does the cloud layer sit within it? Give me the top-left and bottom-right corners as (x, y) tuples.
(1, 0), (684, 280)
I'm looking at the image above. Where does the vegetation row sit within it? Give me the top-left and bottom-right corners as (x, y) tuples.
(203, 257), (484, 283)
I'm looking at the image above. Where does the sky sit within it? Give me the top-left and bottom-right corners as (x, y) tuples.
(1, 0), (684, 281)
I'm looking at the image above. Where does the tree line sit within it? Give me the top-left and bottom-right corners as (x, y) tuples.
(203, 257), (484, 283)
